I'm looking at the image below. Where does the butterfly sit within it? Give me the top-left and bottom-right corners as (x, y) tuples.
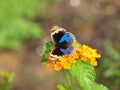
(49, 25), (76, 61)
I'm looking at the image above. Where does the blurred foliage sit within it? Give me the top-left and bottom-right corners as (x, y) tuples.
(0, 0), (56, 50)
(0, 0), (55, 20)
(0, 70), (14, 90)
(0, 19), (43, 49)
(97, 40), (120, 90)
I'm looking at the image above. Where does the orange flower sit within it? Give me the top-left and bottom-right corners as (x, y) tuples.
(64, 53), (77, 63)
(76, 44), (101, 66)
(53, 62), (62, 71)
(62, 61), (70, 69)
(59, 57), (70, 69)
(44, 44), (101, 71)
(46, 60), (54, 67)
(90, 60), (97, 66)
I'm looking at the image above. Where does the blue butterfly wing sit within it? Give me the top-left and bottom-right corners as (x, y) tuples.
(51, 46), (74, 57)
(60, 46), (74, 54)
(59, 33), (73, 44)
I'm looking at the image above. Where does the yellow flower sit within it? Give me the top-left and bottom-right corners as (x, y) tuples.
(46, 60), (55, 67)
(76, 44), (101, 66)
(68, 58), (76, 63)
(90, 60), (97, 66)
(62, 61), (70, 69)
(59, 57), (70, 70)
(65, 53), (77, 63)
(53, 62), (62, 71)
(44, 44), (101, 71)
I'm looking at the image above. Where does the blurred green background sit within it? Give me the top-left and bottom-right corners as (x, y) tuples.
(0, 0), (120, 90)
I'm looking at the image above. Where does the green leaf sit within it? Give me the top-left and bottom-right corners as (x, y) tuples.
(91, 83), (109, 90)
(73, 42), (81, 47)
(41, 41), (54, 62)
(0, 71), (14, 90)
(7, 72), (14, 83)
(0, 19), (44, 50)
(69, 60), (109, 90)
(57, 84), (72, 90)
(69, 60), (95, 90)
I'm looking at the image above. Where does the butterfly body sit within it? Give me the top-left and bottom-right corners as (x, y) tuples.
(50, 25), (76, 61)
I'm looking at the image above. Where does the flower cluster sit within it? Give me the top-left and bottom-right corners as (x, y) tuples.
(45, 44), (101, 71)
(76, 45), (101, 66)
